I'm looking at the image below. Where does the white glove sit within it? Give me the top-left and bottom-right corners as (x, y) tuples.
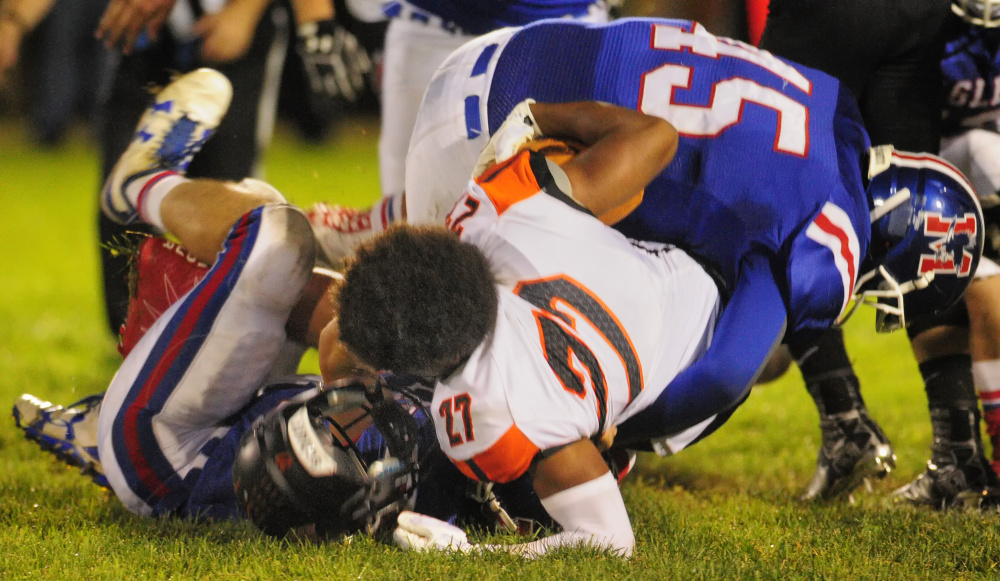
(472, 98), (539, 178)
(393, 511), (474, 553)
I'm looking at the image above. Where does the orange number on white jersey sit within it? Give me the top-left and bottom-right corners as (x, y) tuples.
(514, 275), (643, 433)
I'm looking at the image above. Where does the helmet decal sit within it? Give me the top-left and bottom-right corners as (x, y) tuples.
(918, 212), (980, 277)
(807, 202), (860, 318)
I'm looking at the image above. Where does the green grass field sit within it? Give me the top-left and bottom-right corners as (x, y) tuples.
(1, 115), (999, 580)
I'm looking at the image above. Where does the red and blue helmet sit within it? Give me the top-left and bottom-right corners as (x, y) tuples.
(851, 146), (985, 332)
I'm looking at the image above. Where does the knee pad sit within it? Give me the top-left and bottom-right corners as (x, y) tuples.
(242, 205), (317, 309)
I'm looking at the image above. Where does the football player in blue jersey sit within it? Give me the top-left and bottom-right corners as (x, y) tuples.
(936, 0), (1000, 486)
(761, 0), (1000, 509)
(398, 16), (980, 422)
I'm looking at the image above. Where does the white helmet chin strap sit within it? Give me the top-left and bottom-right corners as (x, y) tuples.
(839, 266), (935, 332)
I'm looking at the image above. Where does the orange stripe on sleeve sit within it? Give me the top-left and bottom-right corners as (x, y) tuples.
(475, 151), (543, 217)
(454, 425), (540, 483)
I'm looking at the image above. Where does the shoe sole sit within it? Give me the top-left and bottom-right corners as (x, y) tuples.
(101, 69), (233, 224)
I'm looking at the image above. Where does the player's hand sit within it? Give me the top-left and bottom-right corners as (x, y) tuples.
(297, 19), (370, 103)
(393, 511), (474, 553)
(95, 0), (176, 53)
(472, 98), (539, 178)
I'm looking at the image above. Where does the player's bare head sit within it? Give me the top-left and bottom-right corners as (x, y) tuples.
(338, 224), (498, 377)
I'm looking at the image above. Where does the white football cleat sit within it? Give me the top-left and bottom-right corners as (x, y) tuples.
(101, 68), (233, 224)
(13, 393), (108, 488)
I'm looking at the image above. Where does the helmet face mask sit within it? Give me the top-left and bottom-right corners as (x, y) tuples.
(953, 0), (1000, 27)
(233, 378), (423, 539)
(847, 146), (984, 332)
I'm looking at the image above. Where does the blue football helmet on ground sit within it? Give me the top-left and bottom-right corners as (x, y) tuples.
(850, 145), (985, 332)
(952, 0), (1000, 27)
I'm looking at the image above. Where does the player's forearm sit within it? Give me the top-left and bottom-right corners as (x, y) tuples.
(530, 101), (678, 219)
(483, 472), (634, 558)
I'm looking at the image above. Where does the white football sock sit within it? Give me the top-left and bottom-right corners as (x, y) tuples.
(124, 171), (189, 230)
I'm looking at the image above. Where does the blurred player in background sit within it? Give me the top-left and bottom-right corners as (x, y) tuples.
(940, 0), (1000, 479)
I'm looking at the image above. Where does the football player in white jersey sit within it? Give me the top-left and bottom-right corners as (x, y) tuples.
(330, 100), (713, 558)
(76, 66), (688, 555)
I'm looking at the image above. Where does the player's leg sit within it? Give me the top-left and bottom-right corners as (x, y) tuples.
(92, 68), (315, 514)
(305, 18), (471, 265)
(893, 308), (1000, 509)
(787, 329), (896, 502)
(98, 202), (317, 516)
(966, 269), (1000, 477)
(403, 27), (514, 224)
(762, 0), (949, 504)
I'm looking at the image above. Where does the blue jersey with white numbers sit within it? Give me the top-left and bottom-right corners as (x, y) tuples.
(467, 18), (873, 441)
(394, 0), (598, 35)
(942, 24), (1000, 136)
(486, 18), (871, 334)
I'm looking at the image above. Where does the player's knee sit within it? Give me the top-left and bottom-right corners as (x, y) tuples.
(237, 178), (287, 205)
(244, 205), (317, 308)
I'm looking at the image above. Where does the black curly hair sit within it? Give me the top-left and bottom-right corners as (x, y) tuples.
(337, 225), (498, 377)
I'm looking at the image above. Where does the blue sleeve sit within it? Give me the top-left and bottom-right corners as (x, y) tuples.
(616, 252), (787, 444)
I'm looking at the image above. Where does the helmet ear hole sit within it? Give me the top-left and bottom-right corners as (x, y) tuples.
(233, 417), (314, 536)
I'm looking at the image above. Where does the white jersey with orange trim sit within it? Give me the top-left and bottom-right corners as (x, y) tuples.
(430, 149), (721, 483)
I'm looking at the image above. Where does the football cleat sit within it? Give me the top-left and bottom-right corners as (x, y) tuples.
(893, 441), (1000, 511)
(801, 409), (896, 502)
(13, 393), (108, 488)
(118, 236), (209, 357)
(101, 68), (233, 224)
(307, 202), (376, 267)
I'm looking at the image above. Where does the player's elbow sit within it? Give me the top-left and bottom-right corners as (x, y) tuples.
(698, 364), (755, 411)
(648, 116), (678, 169)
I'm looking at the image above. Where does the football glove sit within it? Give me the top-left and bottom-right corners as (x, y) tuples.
(473, 98), (539, 178)
(393, 511), (475, 553)
(297, 19), (371, 103)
